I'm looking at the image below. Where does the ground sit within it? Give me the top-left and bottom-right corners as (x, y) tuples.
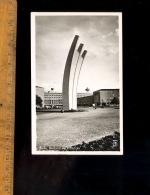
(36, 107), (120, 148)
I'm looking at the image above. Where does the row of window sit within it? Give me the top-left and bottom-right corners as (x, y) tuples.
(44, 97), (62, 99)
(45, 95), (62, 97)
(44, 94), (88, 97)
(44, 100), (62, 104)
(44, 96), (85, 98)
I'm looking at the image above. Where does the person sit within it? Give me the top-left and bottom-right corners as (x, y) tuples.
(95, 103), (97, 109)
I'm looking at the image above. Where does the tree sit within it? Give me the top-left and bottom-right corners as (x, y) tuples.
(111, 97), (119, 105)
(36, 95), (43, 107)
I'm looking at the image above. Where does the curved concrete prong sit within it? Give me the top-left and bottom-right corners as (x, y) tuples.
(62, 35), (79, 110)
(62, 35), (87, 111)
(72, 50), (87, 109)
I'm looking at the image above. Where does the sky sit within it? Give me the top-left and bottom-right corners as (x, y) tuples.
(35, 14), (121, 93)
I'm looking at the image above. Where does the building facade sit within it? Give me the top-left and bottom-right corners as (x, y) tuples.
(77, 95), (94, 106)
(44, 92), (92, 107)
(44, 92), (62, 106)
(93, 89), (119, 106)
(36, 86), (119, 108)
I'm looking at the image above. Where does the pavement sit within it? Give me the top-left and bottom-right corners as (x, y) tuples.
(36, 107), (120, 148)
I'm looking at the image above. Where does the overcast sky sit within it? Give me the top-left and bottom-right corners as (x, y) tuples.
(35, 14), (120, 93)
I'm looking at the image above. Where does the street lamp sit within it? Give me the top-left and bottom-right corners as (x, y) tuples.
(85, 87), (90, 92)
(50, 88), (54, 108)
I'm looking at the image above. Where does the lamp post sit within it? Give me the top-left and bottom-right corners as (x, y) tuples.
(51, 88), (54, 108)
(85, 87), (90, 92)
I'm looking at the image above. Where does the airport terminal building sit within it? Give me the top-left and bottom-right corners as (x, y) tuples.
(36, 86), (92, 107)
(77, 89), (119, 106)
(93, 89), (119, 106)
(36, 86), (119, 108)
(44, 91), (92, 107)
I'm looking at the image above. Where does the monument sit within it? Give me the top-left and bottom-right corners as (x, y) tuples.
(62, 35), (87, 111)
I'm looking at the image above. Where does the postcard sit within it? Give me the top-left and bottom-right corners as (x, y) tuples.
(31, 12), (123, 155)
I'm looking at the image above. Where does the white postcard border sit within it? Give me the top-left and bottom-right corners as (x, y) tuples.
(31, 12), (123, 155)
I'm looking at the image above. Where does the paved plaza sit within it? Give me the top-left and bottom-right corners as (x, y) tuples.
(36, 107), (120, 148)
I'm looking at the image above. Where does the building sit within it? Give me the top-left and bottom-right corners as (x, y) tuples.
(36, 86), (119, 108)
(93, 89), (119, 106)
(44, 92), (62, 106)
(77, 95), (94, 106)
(36, 86), (44, 107)
(44, 91), (92, 107)
(77, 89), (119, 107)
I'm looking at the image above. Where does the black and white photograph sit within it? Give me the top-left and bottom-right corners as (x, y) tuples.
(31, 12), (123, 155)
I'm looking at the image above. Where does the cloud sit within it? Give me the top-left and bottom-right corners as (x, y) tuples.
(35, 15), (120, 92)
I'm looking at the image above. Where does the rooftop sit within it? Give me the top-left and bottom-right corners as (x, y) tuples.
(36, 86), (44, 88)
(93, 89), (119, 93)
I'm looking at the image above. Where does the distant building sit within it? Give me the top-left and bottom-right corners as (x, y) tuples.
(36, 86), (119, 108)
(44, 92), (62, 106)
(93, 89), (119, 106)
(77, 95), (94, 106)
(77, 89), (119, 107)
(44, 91), (92, 106)
(36, 86), (44, 107)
